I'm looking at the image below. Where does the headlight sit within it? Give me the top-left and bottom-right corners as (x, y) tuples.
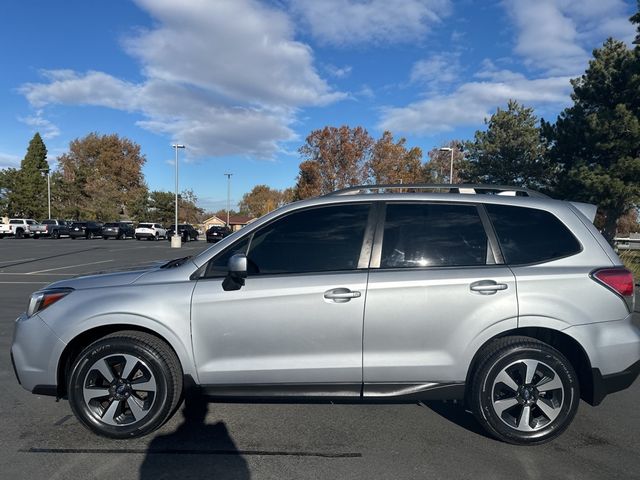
(27, 288), (73, 317)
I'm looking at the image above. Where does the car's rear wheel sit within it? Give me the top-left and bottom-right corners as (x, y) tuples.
(470, 336), (579, 445)
(68, 331), (183, 439)
(15, 229), (24, 239)
(52, 230), (60, 239)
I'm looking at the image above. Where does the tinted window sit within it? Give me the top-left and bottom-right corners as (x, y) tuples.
(138, 223), (152, 228)
(42, 220), (55, 225)
(71, 222), (86, 227)
(381, 203), (488, 268)
(9, 220), (21, 224)
(104, 223), (119, 227)
(246, 204), (370, 275)
(486, 204), (581, 264)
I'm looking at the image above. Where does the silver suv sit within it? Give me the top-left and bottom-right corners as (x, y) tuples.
(11, 185), (639, 444)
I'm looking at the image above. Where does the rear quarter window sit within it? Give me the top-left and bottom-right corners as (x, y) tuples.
(486, 204), (581, 265)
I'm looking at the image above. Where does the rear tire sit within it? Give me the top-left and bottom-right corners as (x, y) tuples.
(16, 229), (24, 239)
(52, 230), (60, 239)
(68, 331), (183, 439)
(470, 336), (579, 445)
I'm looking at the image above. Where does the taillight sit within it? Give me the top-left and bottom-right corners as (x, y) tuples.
(592, 267), (635, 311)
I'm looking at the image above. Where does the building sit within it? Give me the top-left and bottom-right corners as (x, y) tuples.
(202, 214), (255, 232)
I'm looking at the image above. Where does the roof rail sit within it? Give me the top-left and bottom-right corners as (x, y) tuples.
(326, 183), (549, 198)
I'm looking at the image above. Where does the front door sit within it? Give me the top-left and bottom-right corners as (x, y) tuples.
(191, 203), (373, 393)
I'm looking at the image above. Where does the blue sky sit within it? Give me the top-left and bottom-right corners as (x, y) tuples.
(0, 0), (637, 211)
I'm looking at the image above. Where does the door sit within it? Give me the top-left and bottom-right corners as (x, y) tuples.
(363, 202), (518, 391)
(191, 203), (374, 391)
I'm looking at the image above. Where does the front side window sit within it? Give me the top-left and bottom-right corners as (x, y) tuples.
(486, 204), (581, 265)
(381, 203), (489, 268)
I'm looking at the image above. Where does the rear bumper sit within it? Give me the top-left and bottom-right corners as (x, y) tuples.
(136, 232), (156, 238)
(69, 231), (86, 237)
(591, 360), (640, 406)
(102, 231), (120, 237)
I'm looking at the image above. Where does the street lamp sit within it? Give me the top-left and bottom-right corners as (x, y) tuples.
(39, 168), (51, 219)
(224, 173), (232, 228)
(171, 144), (185, 248)
(438, 147), (454, 184)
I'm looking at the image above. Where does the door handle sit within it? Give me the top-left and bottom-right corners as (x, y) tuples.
(324, 288), (362, 302)
(470, 280), (508, 295)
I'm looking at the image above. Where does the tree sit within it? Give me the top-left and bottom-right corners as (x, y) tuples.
(9, 133), (49, 218)
(148, 191), (175, 225)
(55, 133), (149, 220)
(295, 126), (373, 198)
(367, 131), (424, 184)
(425, 141), (467, 184)
(0, 168), (18, 217)
(463, 101), (552, 188)
(239, 185), (288, 218)
(543, 37), (640, 242)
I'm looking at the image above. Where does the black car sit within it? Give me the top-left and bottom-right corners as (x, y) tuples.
(206, 225), (231, 243)
(166, 224), (199, 242)
(102, 222), (135, 240)
(69, 221), (103, 239)
(40, 219), (71, 239)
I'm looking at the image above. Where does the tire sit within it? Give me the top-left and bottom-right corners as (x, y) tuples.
(16, 229), (24, 239)
(136, 236), (141, 241)
(33, 235), (39, 239)
(103, 236), (109, 240)
(155, 233), (159, 241)
(469, 336), (579, 445)
(68, 331), (183, 439)
(52, 230), (60, 239)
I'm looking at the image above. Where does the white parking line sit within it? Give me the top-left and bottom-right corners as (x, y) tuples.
(26, 260), (114, 275)
(0, 281), (50, 284)
(0, 272), (76, 276)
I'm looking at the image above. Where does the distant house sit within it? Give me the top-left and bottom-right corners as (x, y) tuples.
(202, 214), (255, 232)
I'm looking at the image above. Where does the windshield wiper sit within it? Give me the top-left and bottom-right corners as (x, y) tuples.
(160, 256), (192, 269)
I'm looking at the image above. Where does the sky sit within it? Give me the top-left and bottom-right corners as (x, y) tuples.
(0, 0), (637, 212)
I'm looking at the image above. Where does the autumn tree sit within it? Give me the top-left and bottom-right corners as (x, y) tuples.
(425, 141), (466, 184)
(367, 131), (424, 184)
(239, 184), (288, 218)
(294, 126), (373, 199)
(463, 101), (552, 188)
(55, 133), (149, 220)
(543, 34), (640, 241)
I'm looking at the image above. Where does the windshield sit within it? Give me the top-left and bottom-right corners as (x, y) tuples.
(104, 223), (119, 227)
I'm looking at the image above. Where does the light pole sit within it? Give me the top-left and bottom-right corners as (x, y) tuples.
(224, 173), (232, 228)
(438, 147), (454, 184)
(171, 144), (185, 248)
(39, 168), (51, 219)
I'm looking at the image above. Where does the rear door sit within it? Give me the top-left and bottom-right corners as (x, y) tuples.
(191, 203), (374, 392)
(362, 202), (518, 392)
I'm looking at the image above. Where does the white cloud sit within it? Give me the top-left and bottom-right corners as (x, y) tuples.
(324, 64), (353, 78)
(290, 0), (451, 46)
(410, 52), (461, 91)
(18, 110), (61, 139)
(379, 71), (572, 134)
(503, 0), (636, 74)
(19, 0), (344, 158)
(0, 152), (20, 170)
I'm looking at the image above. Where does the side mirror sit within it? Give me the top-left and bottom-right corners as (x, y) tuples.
(222, 253), (248, 291)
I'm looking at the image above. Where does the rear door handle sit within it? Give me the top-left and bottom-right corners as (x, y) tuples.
(470, 280), (508, 295)
(324, 288), (362, 303)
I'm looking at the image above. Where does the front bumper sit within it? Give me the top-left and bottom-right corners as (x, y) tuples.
(11, 312), (66, 395)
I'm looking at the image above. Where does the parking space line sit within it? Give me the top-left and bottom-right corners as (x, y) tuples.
(0, 281), (50, 284)
(0, 272), (76, 276)
(26, 260), (114, 274)
(0, 258), (35, 264)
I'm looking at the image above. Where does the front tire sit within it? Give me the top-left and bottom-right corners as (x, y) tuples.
(68, 331), (183, 439)
(470, 336), (579, 445)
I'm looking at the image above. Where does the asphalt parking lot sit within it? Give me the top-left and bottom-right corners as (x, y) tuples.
(0, 238), (639, 480)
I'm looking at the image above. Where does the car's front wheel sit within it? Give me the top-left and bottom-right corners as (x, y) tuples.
(470, 336), (579, 445)
(68, 331), (183, 439)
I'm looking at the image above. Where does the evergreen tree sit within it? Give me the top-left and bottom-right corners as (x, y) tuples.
(11, 133), (49, 218)
(543, 36), (640, 242)
(463, 100), (552, 189)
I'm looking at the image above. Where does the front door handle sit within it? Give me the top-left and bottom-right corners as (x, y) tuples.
(470, 280), (508, 295)
(324, 288), (362, 303)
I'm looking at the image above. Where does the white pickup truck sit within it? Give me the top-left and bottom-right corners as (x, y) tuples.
(0, 218), (47, 239)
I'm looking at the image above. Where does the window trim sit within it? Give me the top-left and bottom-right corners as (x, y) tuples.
(370, 200), (501, 270)
(198, 202), (376, 279)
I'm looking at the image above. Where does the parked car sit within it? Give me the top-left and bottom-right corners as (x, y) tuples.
(69, 221), (103, 239)
(166, 224), (199, 242)
(135, 223), (167, 241)
(40, 219), (71, 239)
(10, 184), (639, 444)
(0, 218), (46, 238)
(206, 225), (231, 243)
(102, 222), (135, 240)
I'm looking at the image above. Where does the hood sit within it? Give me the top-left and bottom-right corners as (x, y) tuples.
(45, 269), (151, 290)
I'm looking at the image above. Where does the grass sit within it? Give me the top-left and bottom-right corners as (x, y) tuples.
(619, 249), (640, 282)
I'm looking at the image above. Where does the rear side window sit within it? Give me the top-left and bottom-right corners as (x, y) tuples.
(486, 204), (581, 265)
(381, 203), (489, 268)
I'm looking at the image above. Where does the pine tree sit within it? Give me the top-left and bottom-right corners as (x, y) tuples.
(11, 133), (49, 218)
